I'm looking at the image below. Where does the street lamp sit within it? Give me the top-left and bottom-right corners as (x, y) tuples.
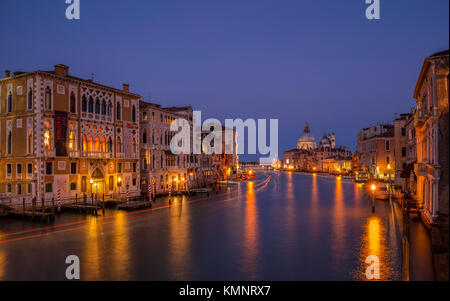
(371, 183), (376, 213)
(387, 164), (392, 202)
(117, 176), (122, 200)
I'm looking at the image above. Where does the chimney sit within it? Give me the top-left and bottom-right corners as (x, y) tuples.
(123, 83), (130, 92)
(5, 70), (11, 77)
(394, 112), (398, 119)
(54, 64), (69, 76)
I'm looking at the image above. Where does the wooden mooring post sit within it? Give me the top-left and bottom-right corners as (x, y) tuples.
(51, 198), (55, 220)
(32, 197), (36, 220)
(41, 197), (45, 222)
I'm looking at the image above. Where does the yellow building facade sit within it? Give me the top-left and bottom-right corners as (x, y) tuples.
(0, 65), (141, 202)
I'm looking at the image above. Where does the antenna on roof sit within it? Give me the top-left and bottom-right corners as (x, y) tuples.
(90, 73), (95, 81)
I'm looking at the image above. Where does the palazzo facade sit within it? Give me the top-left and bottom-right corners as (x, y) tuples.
(0, 64), (141, 202)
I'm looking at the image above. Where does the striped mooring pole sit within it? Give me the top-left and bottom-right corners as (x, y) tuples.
(148, 182), (152, 201)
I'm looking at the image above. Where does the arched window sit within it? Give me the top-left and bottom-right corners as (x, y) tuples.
(95, 136), (100, 152)
(132, 138), (136, 153)
(69, 132), (76, 151)
(143, 131), (147, 144)
(82, 135), (87, 152)
(7, 92), (12, 113)
(107, 102), (112, 116)
(44, 87), (52, 110)
(94, 99), (100, 114)
(70, 92), (76, 113)
(107, 137), (113, 152)
(44, 130), (51, 150)
(101, 101), (106, 115)
(88, 97), (94, 113)
(82, 95), (87, 112)
(27, 88), (33, 110)
(117, 137), (122, 153)
(7, 131), (12, 154)
(88, 135), (93, 152)
(132, 105), (136, 122)
(116, 102), (121, 120)
(28, 130), (33, 153)
(101, 136), (106, 152)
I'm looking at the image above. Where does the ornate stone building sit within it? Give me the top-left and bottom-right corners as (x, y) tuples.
(413, 50), (449, 229)
(0, 64), (140, 202)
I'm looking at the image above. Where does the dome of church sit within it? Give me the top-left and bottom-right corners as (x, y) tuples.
(297, 122), (317, 150)
(319, 133), (332, 149)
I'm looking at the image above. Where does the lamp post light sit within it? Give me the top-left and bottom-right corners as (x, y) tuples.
(371, 183), (376, 213)
(387, 164), (392, 202)
(117, 176), (122, 200)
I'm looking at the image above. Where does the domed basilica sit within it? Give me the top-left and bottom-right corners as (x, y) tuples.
(297, 122), (335, 150)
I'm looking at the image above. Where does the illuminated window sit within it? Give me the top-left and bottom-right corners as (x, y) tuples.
(142, 111), (147, 120)
(132, 138), (136, 153)
(95, 136), (100, 152)
(44, 130), (51, 150)
(88, 135), (93, 152)
(69, 132), (76, 151)
(117, 137), (122, 153)
(82, 135), (87, 152)
(101, 136), (106, 152)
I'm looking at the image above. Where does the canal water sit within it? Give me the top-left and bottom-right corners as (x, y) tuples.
(0, 171), (425, 280)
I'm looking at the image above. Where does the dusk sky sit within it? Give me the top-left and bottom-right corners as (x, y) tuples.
(1, 0), (448, 161)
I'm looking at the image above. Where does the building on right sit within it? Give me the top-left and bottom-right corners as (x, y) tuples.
(413, 50), (449, 229)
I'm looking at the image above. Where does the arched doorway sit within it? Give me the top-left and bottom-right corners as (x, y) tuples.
(91, 167), (105, 197)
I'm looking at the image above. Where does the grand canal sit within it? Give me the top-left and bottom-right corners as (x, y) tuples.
(0, 171), (432, 281)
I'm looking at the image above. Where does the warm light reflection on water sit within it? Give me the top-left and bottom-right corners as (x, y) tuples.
(83, 217), (100, 280)
(242, 181), (260, 279)
(169, 197), (192, 278)
(354, 215), (397, 280)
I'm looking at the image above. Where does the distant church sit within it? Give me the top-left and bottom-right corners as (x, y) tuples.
(297, 122), (335, 150)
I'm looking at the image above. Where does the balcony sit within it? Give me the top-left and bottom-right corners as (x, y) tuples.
(43, 149), (56, 157)
(81, 151), (113, 159)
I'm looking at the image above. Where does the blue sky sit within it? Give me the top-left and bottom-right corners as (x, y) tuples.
(0, 0), (448, 161)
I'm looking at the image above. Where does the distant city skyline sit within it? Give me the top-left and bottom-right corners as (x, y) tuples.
(0, 0), (448, 161)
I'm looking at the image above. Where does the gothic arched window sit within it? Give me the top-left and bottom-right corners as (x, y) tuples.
(107, 137), (113, 152)
(143, 131), (147, 144)
(44, 87), (52, 110)
(132, 105), (136, 122)
(116, 102), (121, 120)
(27, 88), (33, 110)
(101, 101), (106, 115)
(28, 130), (33, 153)
(7, 92), (12, 113)
(82, 95), (87, 112)
(88, 97), (94, 113)
(82, 135), (87, 152)
(70, 92), (76, 113)
(117, 137), (122, 153)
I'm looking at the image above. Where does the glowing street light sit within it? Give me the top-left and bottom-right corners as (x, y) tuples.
(370, 183), (376, 213)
